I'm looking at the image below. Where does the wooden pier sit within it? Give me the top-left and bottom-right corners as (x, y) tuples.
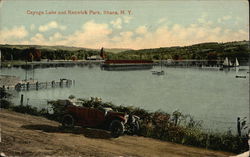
(14, 79), (74, 91)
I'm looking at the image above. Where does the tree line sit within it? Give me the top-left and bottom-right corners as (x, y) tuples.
(0, 40), (249, 62)
(0, 45), (100, 61)
(106, 41), (249, 61)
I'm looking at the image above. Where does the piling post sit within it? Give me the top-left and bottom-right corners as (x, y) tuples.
(59, 79), (63, 88)
(26, 82), (29, 90)
(237, 117), (241, 137)
(52, 81), (55, 88)
(66, 80), (69, 87)
(45, 82), (47, 89)
(20, 94), (24, 105)
(36, 81), (39, 90)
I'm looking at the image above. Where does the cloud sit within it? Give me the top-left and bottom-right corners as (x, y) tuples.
(63, 20), (112, 47)
(0, 26), (28, 41)
(217, 15), (232, 23)
(38, 21), (66, 32)
(158, 18), (166, 24)
(197, 15), (213, 26)
(30, 24), (35, 31)
(222, 15), (231, 20)
(104, 20), (248, 49)
(123, 16), (133, 24)
(135, 26), (147, 35)
(49, 32), (63, 41)
(30, 33), (46, 44)
(0, 17), (248, 49)
(110, 18), (122, 29)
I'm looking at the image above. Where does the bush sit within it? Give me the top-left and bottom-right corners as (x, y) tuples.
(0, 99), (12, 109)
(11, 105), (41, 116)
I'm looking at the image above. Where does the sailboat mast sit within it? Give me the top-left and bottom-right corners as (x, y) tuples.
(161, 52), (163, 70)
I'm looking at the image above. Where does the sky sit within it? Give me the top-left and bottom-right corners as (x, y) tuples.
(0, 0), (249, 49)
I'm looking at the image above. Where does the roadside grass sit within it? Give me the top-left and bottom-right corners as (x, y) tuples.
(0, 95), (248, 154)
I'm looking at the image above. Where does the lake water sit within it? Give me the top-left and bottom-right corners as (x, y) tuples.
(1, 65), (249, 133)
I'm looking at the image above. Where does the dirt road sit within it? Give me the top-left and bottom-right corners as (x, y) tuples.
(0, 109), (234, 157)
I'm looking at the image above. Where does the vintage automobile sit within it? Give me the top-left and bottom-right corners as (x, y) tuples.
(60, 100), (140, 138)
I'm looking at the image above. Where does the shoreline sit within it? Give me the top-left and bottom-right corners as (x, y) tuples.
(1, 59), (249, 69)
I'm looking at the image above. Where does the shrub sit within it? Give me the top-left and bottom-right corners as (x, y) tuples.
(0, 99), (12, 109)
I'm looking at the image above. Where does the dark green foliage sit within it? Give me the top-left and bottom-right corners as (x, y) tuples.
(0, 87), (10, 99)
(0, 45), (100, 61)
(11, 105), (41, 116)
(0, 87), (12, 109)
(0, 99), (12, 109)
(108, 41), (249, 61)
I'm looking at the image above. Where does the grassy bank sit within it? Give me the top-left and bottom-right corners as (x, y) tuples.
(0, 95), (248, 154)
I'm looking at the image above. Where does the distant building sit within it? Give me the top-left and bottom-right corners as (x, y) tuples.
(87, 55), (103, 60)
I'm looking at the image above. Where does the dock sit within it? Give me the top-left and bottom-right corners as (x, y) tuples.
(15, 79), (74, 91)
(0, 75), (74, 91)
(0, 75), (20, 89)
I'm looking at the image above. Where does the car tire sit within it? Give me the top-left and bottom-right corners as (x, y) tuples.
(109, 120), (124, 138)
(62, 114), (75, 128)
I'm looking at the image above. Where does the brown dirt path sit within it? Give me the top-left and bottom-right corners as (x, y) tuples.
(0, 109), (234, 157)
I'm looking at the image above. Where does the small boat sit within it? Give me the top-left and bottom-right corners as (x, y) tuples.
(222, 57), (233, 68)
(152, 70), (165, 75)
(236, 75), (247, 79)
(222, 57), (240, 68)
(152, 55), (165, 75)
(235, 58), (240, 67)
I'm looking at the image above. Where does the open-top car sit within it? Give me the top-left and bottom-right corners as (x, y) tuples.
(59, 100), (140, 138)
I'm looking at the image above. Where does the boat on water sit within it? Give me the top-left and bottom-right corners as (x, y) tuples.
(222, 57), (240, 68)
(101, 60), (154, 71)
(236, 75), (246, 79)
(152, 54), (165, 75)
(152, 70), (165, 75)
(235, 58), (240, 67)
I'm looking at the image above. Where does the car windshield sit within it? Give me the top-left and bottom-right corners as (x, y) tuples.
(103, 107), (113, 112)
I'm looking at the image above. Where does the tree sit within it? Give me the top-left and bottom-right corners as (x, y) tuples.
(33, 49), (41, 61)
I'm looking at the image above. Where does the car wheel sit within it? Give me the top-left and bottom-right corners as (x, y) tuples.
(62, 114), (75, 128)
(109, 120), (124, 138)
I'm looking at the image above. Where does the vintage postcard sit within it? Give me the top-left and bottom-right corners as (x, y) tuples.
(0, 0), (249, 156)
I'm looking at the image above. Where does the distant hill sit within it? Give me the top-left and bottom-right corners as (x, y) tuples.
(109, 41), (249, 61)
(0, 44), (92, 51)
(0, 44), (131, 53)
(0, 41), (249, 61)
(104, 48), (133, 53)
